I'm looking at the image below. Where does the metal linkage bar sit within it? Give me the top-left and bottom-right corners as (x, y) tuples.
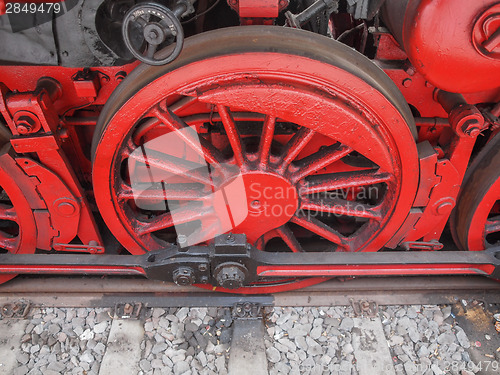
(252, 248), (500, 278)
(0, 235), (498, 289)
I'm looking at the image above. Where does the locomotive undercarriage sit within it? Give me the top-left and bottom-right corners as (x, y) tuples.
(0, 0), (500, 293)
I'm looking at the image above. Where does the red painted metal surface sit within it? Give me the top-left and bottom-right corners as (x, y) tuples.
(383, 0), (500, 93)
(0, 0), (498, 293)
(0, 149), (38, 284)
(228, 0), (288, 24)
(92, 28), (418, 262)
(257, 264), (497, 277)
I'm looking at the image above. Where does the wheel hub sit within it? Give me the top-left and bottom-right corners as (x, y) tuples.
(226, 172), (298, 242)
(144, 23), (167, 45)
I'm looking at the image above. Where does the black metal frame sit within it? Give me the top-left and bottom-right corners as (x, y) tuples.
(0, 234), (499, 288)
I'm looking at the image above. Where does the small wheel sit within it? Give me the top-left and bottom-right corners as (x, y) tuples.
(93, 26), (419, 292)
(451, 134), (500, 250)
(0, 149), (37, 284)
(122, 3), (184, 66)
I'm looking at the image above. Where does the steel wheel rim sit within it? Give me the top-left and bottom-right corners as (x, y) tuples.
(452, 134), (500, 251)
(0, 162), (37, 283)
(93, 27), (419, 292)
(468, 179), (500, 250)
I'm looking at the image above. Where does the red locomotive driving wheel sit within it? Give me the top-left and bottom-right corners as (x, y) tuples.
(92, 26), (419, 292)
(452, 134), (500, 251)
(0, 150), (37, 284)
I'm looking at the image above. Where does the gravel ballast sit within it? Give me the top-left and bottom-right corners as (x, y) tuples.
(14, 307), (112, 375)
(2, 303), (497, 375)
(264, 305), (485, 375)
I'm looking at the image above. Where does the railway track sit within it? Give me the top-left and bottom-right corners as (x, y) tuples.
(0, 274), (499, 375)
(0, 275), (498, 309)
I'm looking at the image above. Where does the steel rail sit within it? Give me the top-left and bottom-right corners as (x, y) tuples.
(0, 275), (498, 308)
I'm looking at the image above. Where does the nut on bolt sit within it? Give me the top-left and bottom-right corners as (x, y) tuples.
(214, 262), (248, 289)
(13, 111), (41, 135)
(448, 103), (484, 138)
(433, 197), (455, 215)
(462, 119), (481, 137)
(198, 263), (208, 272)
(173, 267), (195, 286)
(177, 234), (188, 248)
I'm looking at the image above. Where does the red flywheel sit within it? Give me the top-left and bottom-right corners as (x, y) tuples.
(92, 26), (419, 293)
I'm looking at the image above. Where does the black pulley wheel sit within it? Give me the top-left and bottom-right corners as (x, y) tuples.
(122, 3), (184, 65)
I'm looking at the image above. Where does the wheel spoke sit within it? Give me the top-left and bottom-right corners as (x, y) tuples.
(275, 225), (303, 253)
(129, 148), (213, 185)
(290, 213), (349, 250)
(183, 112), (265, 125)
(136, 206), (214, 235)
(300, 197), (382, 221)
(290, 143), (352, 182)
(301, 170), (393, 194)
(485, 216), (500, 234)
(259, 116), (276, 166)
(0, 233), (17, 252)
(279, 127), (315, 169)
(153, 107), (225, 165)
(146, 43), (157, 59)
(0, 205), (17, 222)
(118, 183), (209, 202)
(169, 96), (198, 114)
(217, 105), (245, 167)
(136, 17), (148, 27)
(132, 118), (162, 145)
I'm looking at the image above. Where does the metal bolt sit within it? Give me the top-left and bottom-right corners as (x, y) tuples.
(198, 263), (208, 272)
(57, 202), (76, 216)
(436, 202), (452, 214)
(250, 200), (261, 209)
(465, 127), (481, 137)
(434, 198), (455, 215)
(402, 78), (412, 88)
(58, 128), (69, 139)
(226, 234), (235, 243)
(461, 119), (482, 138)
(173, 267), (194, 286)
(16, 124), (30, 135)
(15, 116), (35, 135)
(115, 71), (127, 82)
(14, 111), (41, 135)
(404, 65), (416, 76)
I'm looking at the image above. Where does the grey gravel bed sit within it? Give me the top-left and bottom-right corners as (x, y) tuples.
(265, 306), (358, 375)
(6, 303), (491, 375)
(381, 305), (477, 375)
(10, 306), (232, 375)
(138, 307), (231, 375)
(14, 307), (112, 375)
(264, 305), (479, 375)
